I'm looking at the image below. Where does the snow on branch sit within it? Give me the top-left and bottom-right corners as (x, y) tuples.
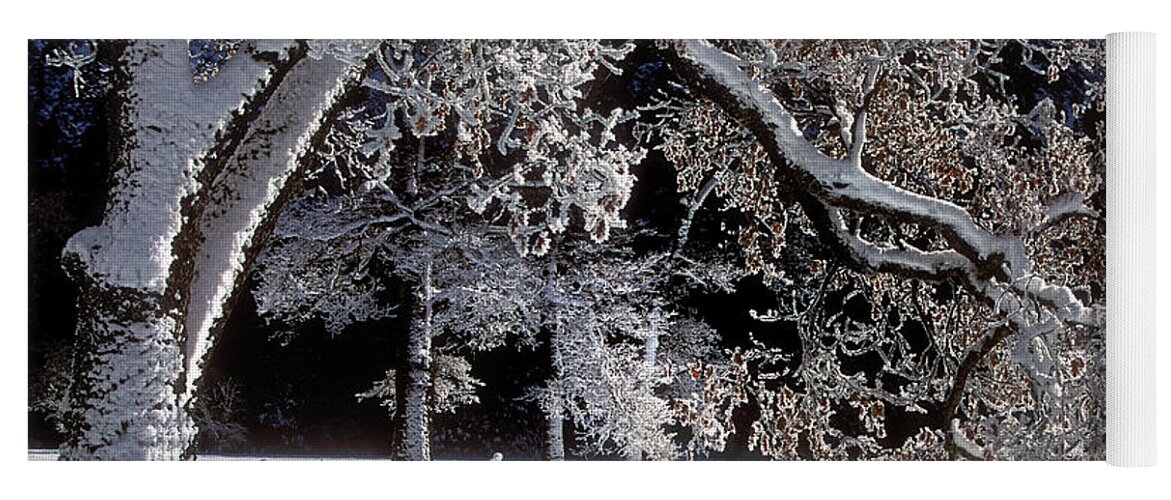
(45, 40), (97, 97)
(822, 204), (972, 280)
(670, 39), (1028, 280)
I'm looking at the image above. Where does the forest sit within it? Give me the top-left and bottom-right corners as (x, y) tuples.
(28, 39), (1106, 460)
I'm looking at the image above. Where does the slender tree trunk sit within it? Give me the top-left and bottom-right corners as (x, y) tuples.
(542, 325), (566, 461)
(398, 260), (433, 460)
(542, 328), (565, 461)
(544, 407), (565, 460)
(622, 334), (660, 462)
(644, 335), (658, 367)
(391, 335), (408, 454)
(540, 255), (565, 461)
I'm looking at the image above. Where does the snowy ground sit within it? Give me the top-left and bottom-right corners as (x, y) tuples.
(28, 449), (388, 461)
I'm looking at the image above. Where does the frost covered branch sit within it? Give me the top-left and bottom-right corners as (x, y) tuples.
(653, 39), (1104, 459)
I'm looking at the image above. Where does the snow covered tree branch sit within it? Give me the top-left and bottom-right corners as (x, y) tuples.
(654, 39), (1104, 459)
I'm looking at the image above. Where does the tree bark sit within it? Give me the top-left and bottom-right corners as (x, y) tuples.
(541, 256), (565, 461)
(398, 259), (433, 460)
(58, 40), (294, 460)
(542, 326), (566, 461)
(541, 323), (566, 461)
(543, 402), (566, 461)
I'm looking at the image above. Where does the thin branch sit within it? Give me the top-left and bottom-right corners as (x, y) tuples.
(1030, 191), (1101, 237)
(675, 175), (720, 253)
(848, 58), (882, 164)
(942, 325), (1012, 460)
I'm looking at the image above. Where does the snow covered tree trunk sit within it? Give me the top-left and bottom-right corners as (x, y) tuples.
(544, 417), (565, 460)
(643, 335), (658, 367)
(542, 330), (566, 461)
(179, 42), (375, 426)
(58, 278), (190, 460)
(398, 260), (434, 461)
(541, 257), (565, 461)
(542, 336), (566, 461)
(57, 40), (292, 460)
(624, 334), (661, 461)
(57, 40), (373, 460)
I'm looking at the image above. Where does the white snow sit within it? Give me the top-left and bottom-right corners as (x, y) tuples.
(950, 419), (985, 459)
(59, 312), (191, 460)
